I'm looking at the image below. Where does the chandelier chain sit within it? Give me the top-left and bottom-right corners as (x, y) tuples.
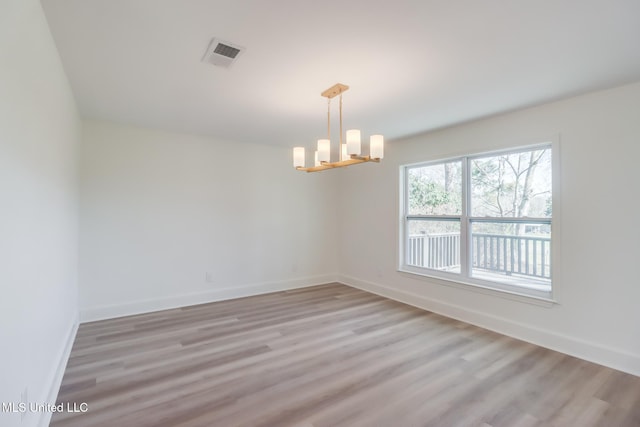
(339, 94), (343, 161)
(327, 98), (331, 142)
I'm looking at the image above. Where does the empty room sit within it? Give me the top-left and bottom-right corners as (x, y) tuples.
(2, 0), (640, 426)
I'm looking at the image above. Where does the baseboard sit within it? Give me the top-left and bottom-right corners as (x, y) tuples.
(37, 314), (79, 427)
(80, 274), (338, 323)
(339, 274), (640, 378)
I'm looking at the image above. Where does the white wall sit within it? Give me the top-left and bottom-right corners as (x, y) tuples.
(79, 120), (339, 321)
(0, 1), (80, 426)
(338, 81), (640, 376)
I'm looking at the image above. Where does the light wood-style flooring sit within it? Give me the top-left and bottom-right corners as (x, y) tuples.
(52, 283), (640, 426)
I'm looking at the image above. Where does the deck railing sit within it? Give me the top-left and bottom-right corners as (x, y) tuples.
(408, 233), (551, 279)
(408, 233), (460, 271)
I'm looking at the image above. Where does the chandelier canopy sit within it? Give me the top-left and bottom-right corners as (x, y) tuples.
(293, 83), (383, 172)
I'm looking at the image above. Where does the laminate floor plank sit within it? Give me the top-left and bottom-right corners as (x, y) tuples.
(52, 283), (640, 427)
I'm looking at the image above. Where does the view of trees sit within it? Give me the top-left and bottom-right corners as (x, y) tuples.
(408, 160), (461, 216)
(471, 149), (551, 219)
(408, 148), (552, 236)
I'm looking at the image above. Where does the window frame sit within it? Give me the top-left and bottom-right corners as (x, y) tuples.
(399, 142), (557, 302)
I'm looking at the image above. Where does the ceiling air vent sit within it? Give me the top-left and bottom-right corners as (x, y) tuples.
(201, 38), (244, 68)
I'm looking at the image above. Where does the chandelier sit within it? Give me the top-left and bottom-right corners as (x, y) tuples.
(293, 83), (384, 172)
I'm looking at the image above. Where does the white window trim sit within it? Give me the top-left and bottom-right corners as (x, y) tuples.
(398, 140), (560, 304)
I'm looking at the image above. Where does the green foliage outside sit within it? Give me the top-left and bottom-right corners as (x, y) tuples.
(408, 148), (552, 236)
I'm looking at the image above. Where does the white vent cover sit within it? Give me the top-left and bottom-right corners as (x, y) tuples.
(201, 38), (244, 68)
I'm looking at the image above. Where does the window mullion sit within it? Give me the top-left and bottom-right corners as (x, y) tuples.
(402, 166), (409, 269)
(460, 156), (470, 277)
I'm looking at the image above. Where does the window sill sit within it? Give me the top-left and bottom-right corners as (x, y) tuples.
(398, 266), (558, 307)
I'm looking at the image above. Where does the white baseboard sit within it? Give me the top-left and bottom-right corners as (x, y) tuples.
(80, 274), (338, 323)
(339, 275), (640, 378)
(38, 314), (79, 427)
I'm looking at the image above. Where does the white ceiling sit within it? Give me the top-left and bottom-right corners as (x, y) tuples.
(42, 0), (640, 147)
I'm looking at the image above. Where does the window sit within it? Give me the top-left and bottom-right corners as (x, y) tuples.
(400, 144), (554, 299)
